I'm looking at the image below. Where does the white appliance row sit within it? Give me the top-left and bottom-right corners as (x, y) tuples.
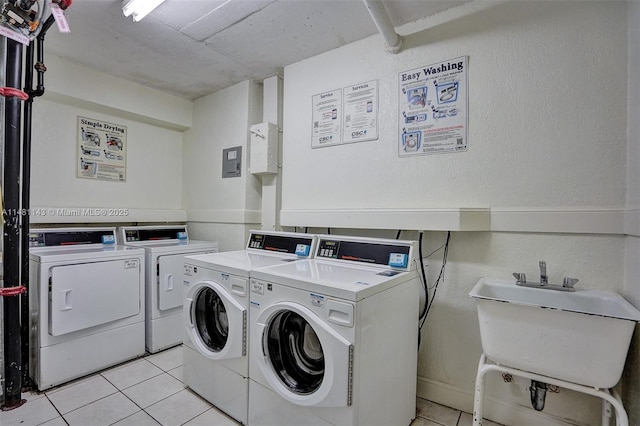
(182, 232), (420, 426)
(28, 225), (218, 391)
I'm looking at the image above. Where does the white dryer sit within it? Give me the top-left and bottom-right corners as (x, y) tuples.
(28, 227), (146, 390)
(248, 235), (420, 426)
(182, 231), (316, 425)
(118, 225), (219, 353)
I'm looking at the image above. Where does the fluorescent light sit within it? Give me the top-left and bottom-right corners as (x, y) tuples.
(122, 0), (166, 22)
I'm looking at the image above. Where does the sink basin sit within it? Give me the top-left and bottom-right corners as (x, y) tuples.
(470, 278), (640, 388)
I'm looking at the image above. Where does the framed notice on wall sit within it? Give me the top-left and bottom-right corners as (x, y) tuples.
(343, 80), (378, 144)
(312, 80), (379, 148)
(312, 88), (342, 148)
(398, 56), (468, 156)
(77, 116), (127, 182)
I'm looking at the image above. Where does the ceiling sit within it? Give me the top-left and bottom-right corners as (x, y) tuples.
(44, 0), (468, 100)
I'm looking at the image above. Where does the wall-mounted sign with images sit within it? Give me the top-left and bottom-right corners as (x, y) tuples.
(312, 88), (343, 148)
(77, 116), (127, 182)
(398, 56), (468, 156)
(342, 79), (378, 144)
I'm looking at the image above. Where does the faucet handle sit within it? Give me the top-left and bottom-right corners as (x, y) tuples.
(513, 272), (527, 284)
(562, 277), (579, 289)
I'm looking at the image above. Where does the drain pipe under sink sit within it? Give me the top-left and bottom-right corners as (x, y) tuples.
(530, 380), (548, 411)
(362, 0), (402, 53)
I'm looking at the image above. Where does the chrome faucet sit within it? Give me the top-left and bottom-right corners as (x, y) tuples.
(539, 261), (548, 286)
(512, 261), (578, 292)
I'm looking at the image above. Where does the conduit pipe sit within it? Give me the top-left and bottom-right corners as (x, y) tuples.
(362, 0), (402, 54)
(20, 13), (56, 389)
(3, 38), (24, 410)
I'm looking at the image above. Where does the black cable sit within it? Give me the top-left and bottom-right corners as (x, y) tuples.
(327, 228), (331, 235)
(418, 232), (428, 320)
(418, 231), (451, 348)
(395, 230), (402, 239)
(425, 231), (451, 319)
(417, 232), (427, 349)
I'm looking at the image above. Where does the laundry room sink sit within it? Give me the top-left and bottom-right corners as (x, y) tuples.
(469, 278), (640, 388)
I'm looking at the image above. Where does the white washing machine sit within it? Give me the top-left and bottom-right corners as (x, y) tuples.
(117, 225), (219, 353)
(248, 235), (420, 426)
(28, 227), (146, 390)
(182, 231), (317, 425)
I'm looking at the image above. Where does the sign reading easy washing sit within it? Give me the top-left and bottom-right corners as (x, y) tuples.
(398, 56), (468, 156)
(77, 116), (127, 182)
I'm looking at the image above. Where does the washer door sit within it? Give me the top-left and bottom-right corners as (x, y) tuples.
(254, 301), (353, 407)
(184, 280), (246, 360)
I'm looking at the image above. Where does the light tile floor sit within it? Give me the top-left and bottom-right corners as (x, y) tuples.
(1, 345), (501, 426)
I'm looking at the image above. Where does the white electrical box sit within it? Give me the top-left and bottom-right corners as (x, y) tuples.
(249, 122), (278, 175)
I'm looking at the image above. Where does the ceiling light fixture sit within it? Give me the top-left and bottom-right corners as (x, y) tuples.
(122, 0), (166, 22)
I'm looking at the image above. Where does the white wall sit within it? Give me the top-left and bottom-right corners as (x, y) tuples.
(282, 1), (626, 215)
(623, 1), (640, 424)
(182, 80), (263, 250)
(281, 1), (632, 425)
(30, 55), (189, 223)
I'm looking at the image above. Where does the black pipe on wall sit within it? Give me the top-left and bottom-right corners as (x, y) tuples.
(20, 13), (55, 390)
(20, 40), (34, 390)
(3, 38), (25, 409)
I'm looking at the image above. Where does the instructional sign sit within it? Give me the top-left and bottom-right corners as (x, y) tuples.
(343, 80), (378, 144)
(312, 88), (342, 148)
(398, 56), (468, 156)
(77, 116), (127, 182)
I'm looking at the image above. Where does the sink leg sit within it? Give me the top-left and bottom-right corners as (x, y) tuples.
(473, 354), (488, 426)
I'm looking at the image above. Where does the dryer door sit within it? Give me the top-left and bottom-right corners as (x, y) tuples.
(49, 258), (141, 336)
(157, 253), (187, 311)
(184, 280), (246, 360)
(254, 301), (353, 407)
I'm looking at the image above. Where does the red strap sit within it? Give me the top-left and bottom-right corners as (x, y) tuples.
(0, 87), (29, 101)
(0, 286), (26, 297)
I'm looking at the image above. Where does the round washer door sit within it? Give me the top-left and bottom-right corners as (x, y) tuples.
(184, 280), (246, 360)
(253, 301), (353, 407)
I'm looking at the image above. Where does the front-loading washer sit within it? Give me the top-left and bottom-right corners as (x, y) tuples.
(28, 227), (146, 390)
(117, 225), (219, 353)
(248, 235), (420, 426)
(182, 230), (317, 425)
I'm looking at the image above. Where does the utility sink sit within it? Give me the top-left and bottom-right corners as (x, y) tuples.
(470, 278), (640, 388)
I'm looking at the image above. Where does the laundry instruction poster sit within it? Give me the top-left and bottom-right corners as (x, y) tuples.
(343, 79), (378, 144)
(312, 88), (342, 148)
(77, 116), (127, 182)
(398, 56), (468, 156)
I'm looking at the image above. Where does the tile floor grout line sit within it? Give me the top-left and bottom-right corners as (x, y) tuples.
(43, 393), (69, 426)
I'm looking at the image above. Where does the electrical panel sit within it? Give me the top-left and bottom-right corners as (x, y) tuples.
(249, 122), (278, 175)
(222, 146), (242, 178)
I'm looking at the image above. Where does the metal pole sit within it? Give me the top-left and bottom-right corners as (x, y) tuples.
(2, 38), (24, 409)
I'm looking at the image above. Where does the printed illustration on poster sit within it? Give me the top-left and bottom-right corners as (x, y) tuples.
(312, 88), (342, 148)
(343, 79), (378, 144)
(398, 56), (468, 156)
(77, 116), (127, 182)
